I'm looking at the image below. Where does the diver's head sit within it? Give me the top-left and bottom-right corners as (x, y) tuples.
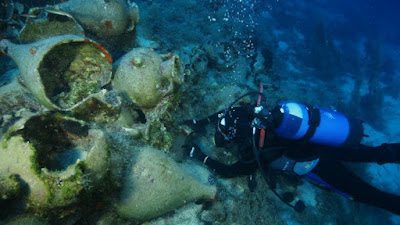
(214, 107), (253, 147)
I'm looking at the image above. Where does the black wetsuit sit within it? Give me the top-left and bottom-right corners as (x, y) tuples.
(187, 107), (400, 215)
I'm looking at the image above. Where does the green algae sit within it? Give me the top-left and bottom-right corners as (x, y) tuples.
(38, 42), (111, 109)
(0, 114), (111, 217)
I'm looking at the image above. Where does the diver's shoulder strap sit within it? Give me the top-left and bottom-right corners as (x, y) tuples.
(299, 106), (321, 143)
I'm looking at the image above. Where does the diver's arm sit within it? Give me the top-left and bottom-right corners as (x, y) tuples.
(187, 146), (258, 178)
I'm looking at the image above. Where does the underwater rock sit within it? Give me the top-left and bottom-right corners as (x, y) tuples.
(202, 41), (239, 71)
(0, 0), (25, 41)
(0, 0), (14, 23)
(0, 35), (119, 122)
(116, 146), (217, 221)
(179, 83), (250, 121)
(18, 7), (84, 44)
(0, 68), (16, 87)
(4, 214), (49, 225)
(0, 70), (44, 138)
(190, 47), (209, 77)
(136, 36), (160, 49)
(113, 48), (183, 109)
(0, 114), (110, 216)
(57, 0), (139, 39)
(253, 48), (266, 74)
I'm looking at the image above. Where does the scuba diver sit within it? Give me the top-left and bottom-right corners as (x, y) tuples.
(184, 85), (400, 215)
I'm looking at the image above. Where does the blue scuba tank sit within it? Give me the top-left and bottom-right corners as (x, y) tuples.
(272, 101), (364, 147)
